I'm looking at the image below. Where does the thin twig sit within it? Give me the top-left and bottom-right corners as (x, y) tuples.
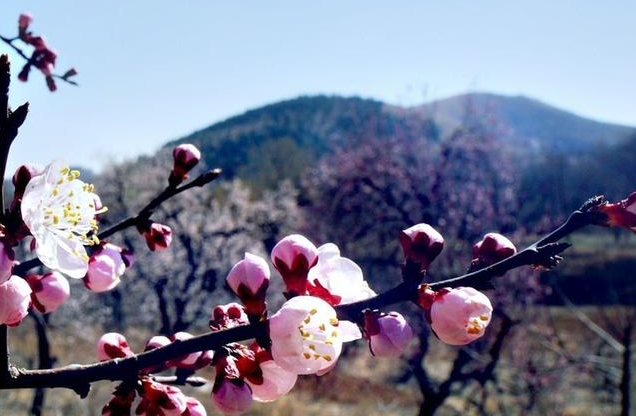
(0, 35), (78, 87)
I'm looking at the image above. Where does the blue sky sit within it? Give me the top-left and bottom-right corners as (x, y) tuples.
(0, 1), (634, 174)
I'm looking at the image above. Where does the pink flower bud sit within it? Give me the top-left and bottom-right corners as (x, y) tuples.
(429, 287), (493, 345)
(399, 223), (444, 270)
(143, 335), (172, 373)
(145, 335), (171, 351)
(271, 234), (318, 296)
(169, 332), (200, 368)
(170, 144), (202, 185)
(27, 272), (70, 314)
(472, 233), (517, 266)
(27, 36), (47, 51)
(0, 276), (32, 326)
(210, 303), (249, 332)
(97, 333), (134, 361)
(84, 244), (130, 293)
(17, 64), (30, 82)
(183, 397), (207, 416)
(599, 192), (636, 233)
(18, 13), (33, 30)
(141, 223), (173, 251)
(137, 380), (187, 416)
(363, 311), (413, 358)
(0, 242), (15, 284)
(226, 253), (270, 316)
(212, 378), (253, 415)
(12, 164), (43, 201)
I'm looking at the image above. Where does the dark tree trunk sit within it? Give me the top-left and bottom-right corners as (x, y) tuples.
(30, 314), (54, 416)
(620, 322), (632, 416)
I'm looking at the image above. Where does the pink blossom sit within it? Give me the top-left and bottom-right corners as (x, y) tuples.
(210, 303), (249, 332)
(170, 144), (201, 185)
(211, 378), (253, 415)
(0, 276), (32, 326)
(246, 358), (297, 402)
(399, 223), (444, 269)
(226, 253), (270, 316)
(84, 243), (131, 293)
(97, 333), (134, 361)
(27, 272), (70, 313)
(429, 287), (493, 345)
(182, 397), (207, 416)
(269, 295), (360, 375)
(271, 234), (318, 296)
(141, 223), (172, 251)
(599, 191), (636, 233)
(0, 242), (15, 284)
(307, 243), (375, 305)
(143, 335), (172, 373)
(363, 310), (413, 358)
(472, 233), (517, 266)
(137, 380), (187, 416)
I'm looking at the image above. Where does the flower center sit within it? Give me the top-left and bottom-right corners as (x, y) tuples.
(297, 308), (340, 362)
(466, 314), (490, 335)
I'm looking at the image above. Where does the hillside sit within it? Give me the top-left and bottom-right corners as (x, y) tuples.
(169, 93), (636, 180)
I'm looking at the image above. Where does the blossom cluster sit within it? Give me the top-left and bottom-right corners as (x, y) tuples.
(0, 143), (202, 328)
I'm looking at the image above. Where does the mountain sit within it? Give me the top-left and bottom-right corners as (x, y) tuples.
(169, 93), (635, 181)
(410, 92), (635, 152)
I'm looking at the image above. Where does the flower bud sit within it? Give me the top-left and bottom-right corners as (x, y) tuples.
(17, 64), (30, 82)
(0, 242), (15, 284)
(142, 335), (172, 373)
(472, 233), (517, 266)
(212, 378), (253, 415)
(226, 253), (270, 317)
(0, 276), (32, 326)
(84, 244), (131, 293)
(137, 380), (187, 416)
(599, 192), (636, 233)
(12, 164), (43, 201)
(399, 224), (444, 270)
(429, 287), (493, 345)
(18, 13), (33, 30)
(210, 303), (249, 332)
(141, 223), (173, 251)
(271, 234), (318, 296)
(27, 272), (70, 313)
(170, 144), (202, 185)
(183, 397), (207, 416)
(169, 332), (200, 368)
(363, 311), (413, 358)
(97, 333), (134, 361)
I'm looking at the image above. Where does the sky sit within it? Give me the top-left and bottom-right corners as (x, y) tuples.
(0, 1), (634, 174)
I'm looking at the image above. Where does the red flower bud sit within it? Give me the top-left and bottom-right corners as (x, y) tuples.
(472, 233), (516, 267)
(599, 192), (636, 233)
(210, 302), (249, 332)
(97, 333), (134, 361)
(140, 223), (172, 251)
(271, 234), (318, 296)
(226, 253), (270, 317)
(170, 144), (201, 185)
(399, 224), (444, 270)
